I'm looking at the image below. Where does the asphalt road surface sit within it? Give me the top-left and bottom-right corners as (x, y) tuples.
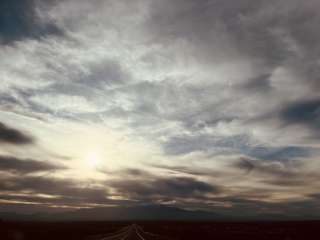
(87, 224), (173, 240)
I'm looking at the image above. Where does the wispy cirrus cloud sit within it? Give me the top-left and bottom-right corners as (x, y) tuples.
(1, 0), (320, 218)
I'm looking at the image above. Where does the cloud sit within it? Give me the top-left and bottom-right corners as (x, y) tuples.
(233, 157), (320, 187)
(0, 0), (63, 44)
(0, 193), (130, 207)
(162, 133), (312, 162)
(1, 0), (320, 216)
(235, 157), (295, 176)
(235, 158), (255, 175)
(0, 167), (218, 208)
(241, 74), (272, 92)
(280, 99), (320, 129)
(149, 163), (217, 176)
(162, 134), (250, 156)
(77, 58), (130, 89)
(0, 122), (34, 145)
(0, 155), (65, 174)
(201, 195), (320, 218)
(110, 171), (219, 201)
(0, 175), (109, 206)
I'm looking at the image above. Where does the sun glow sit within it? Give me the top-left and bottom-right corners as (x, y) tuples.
(85, 152), (102, 169)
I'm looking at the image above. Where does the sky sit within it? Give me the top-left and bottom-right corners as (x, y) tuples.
(0, 0), (320, 219)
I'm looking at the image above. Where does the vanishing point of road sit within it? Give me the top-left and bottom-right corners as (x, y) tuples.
(87, 224), (173, 240)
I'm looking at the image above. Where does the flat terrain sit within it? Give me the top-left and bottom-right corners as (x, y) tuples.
(0, 221), (319, 240)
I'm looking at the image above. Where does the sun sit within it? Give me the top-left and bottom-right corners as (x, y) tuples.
(85, 152), (102, 169)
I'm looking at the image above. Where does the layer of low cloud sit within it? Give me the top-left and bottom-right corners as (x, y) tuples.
(0, 122), (34, 145)
(0, 155), (66, 174)
(109, 170), (219, 202)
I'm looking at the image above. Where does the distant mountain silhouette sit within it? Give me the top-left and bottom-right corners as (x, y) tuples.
(0, 205), (223, 221)
(1, 205), (317, 221)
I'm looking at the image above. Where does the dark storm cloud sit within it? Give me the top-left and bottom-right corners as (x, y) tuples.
(0, 0), (63, 44)
(0, 122), (34, 145)
(0, 155), (66, 174)
(280, 99), (320, 129)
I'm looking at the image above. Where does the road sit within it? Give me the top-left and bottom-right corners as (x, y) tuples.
(87, 224), (173, 240)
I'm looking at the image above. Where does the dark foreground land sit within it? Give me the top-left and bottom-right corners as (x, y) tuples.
(0, 221), (319, 240)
